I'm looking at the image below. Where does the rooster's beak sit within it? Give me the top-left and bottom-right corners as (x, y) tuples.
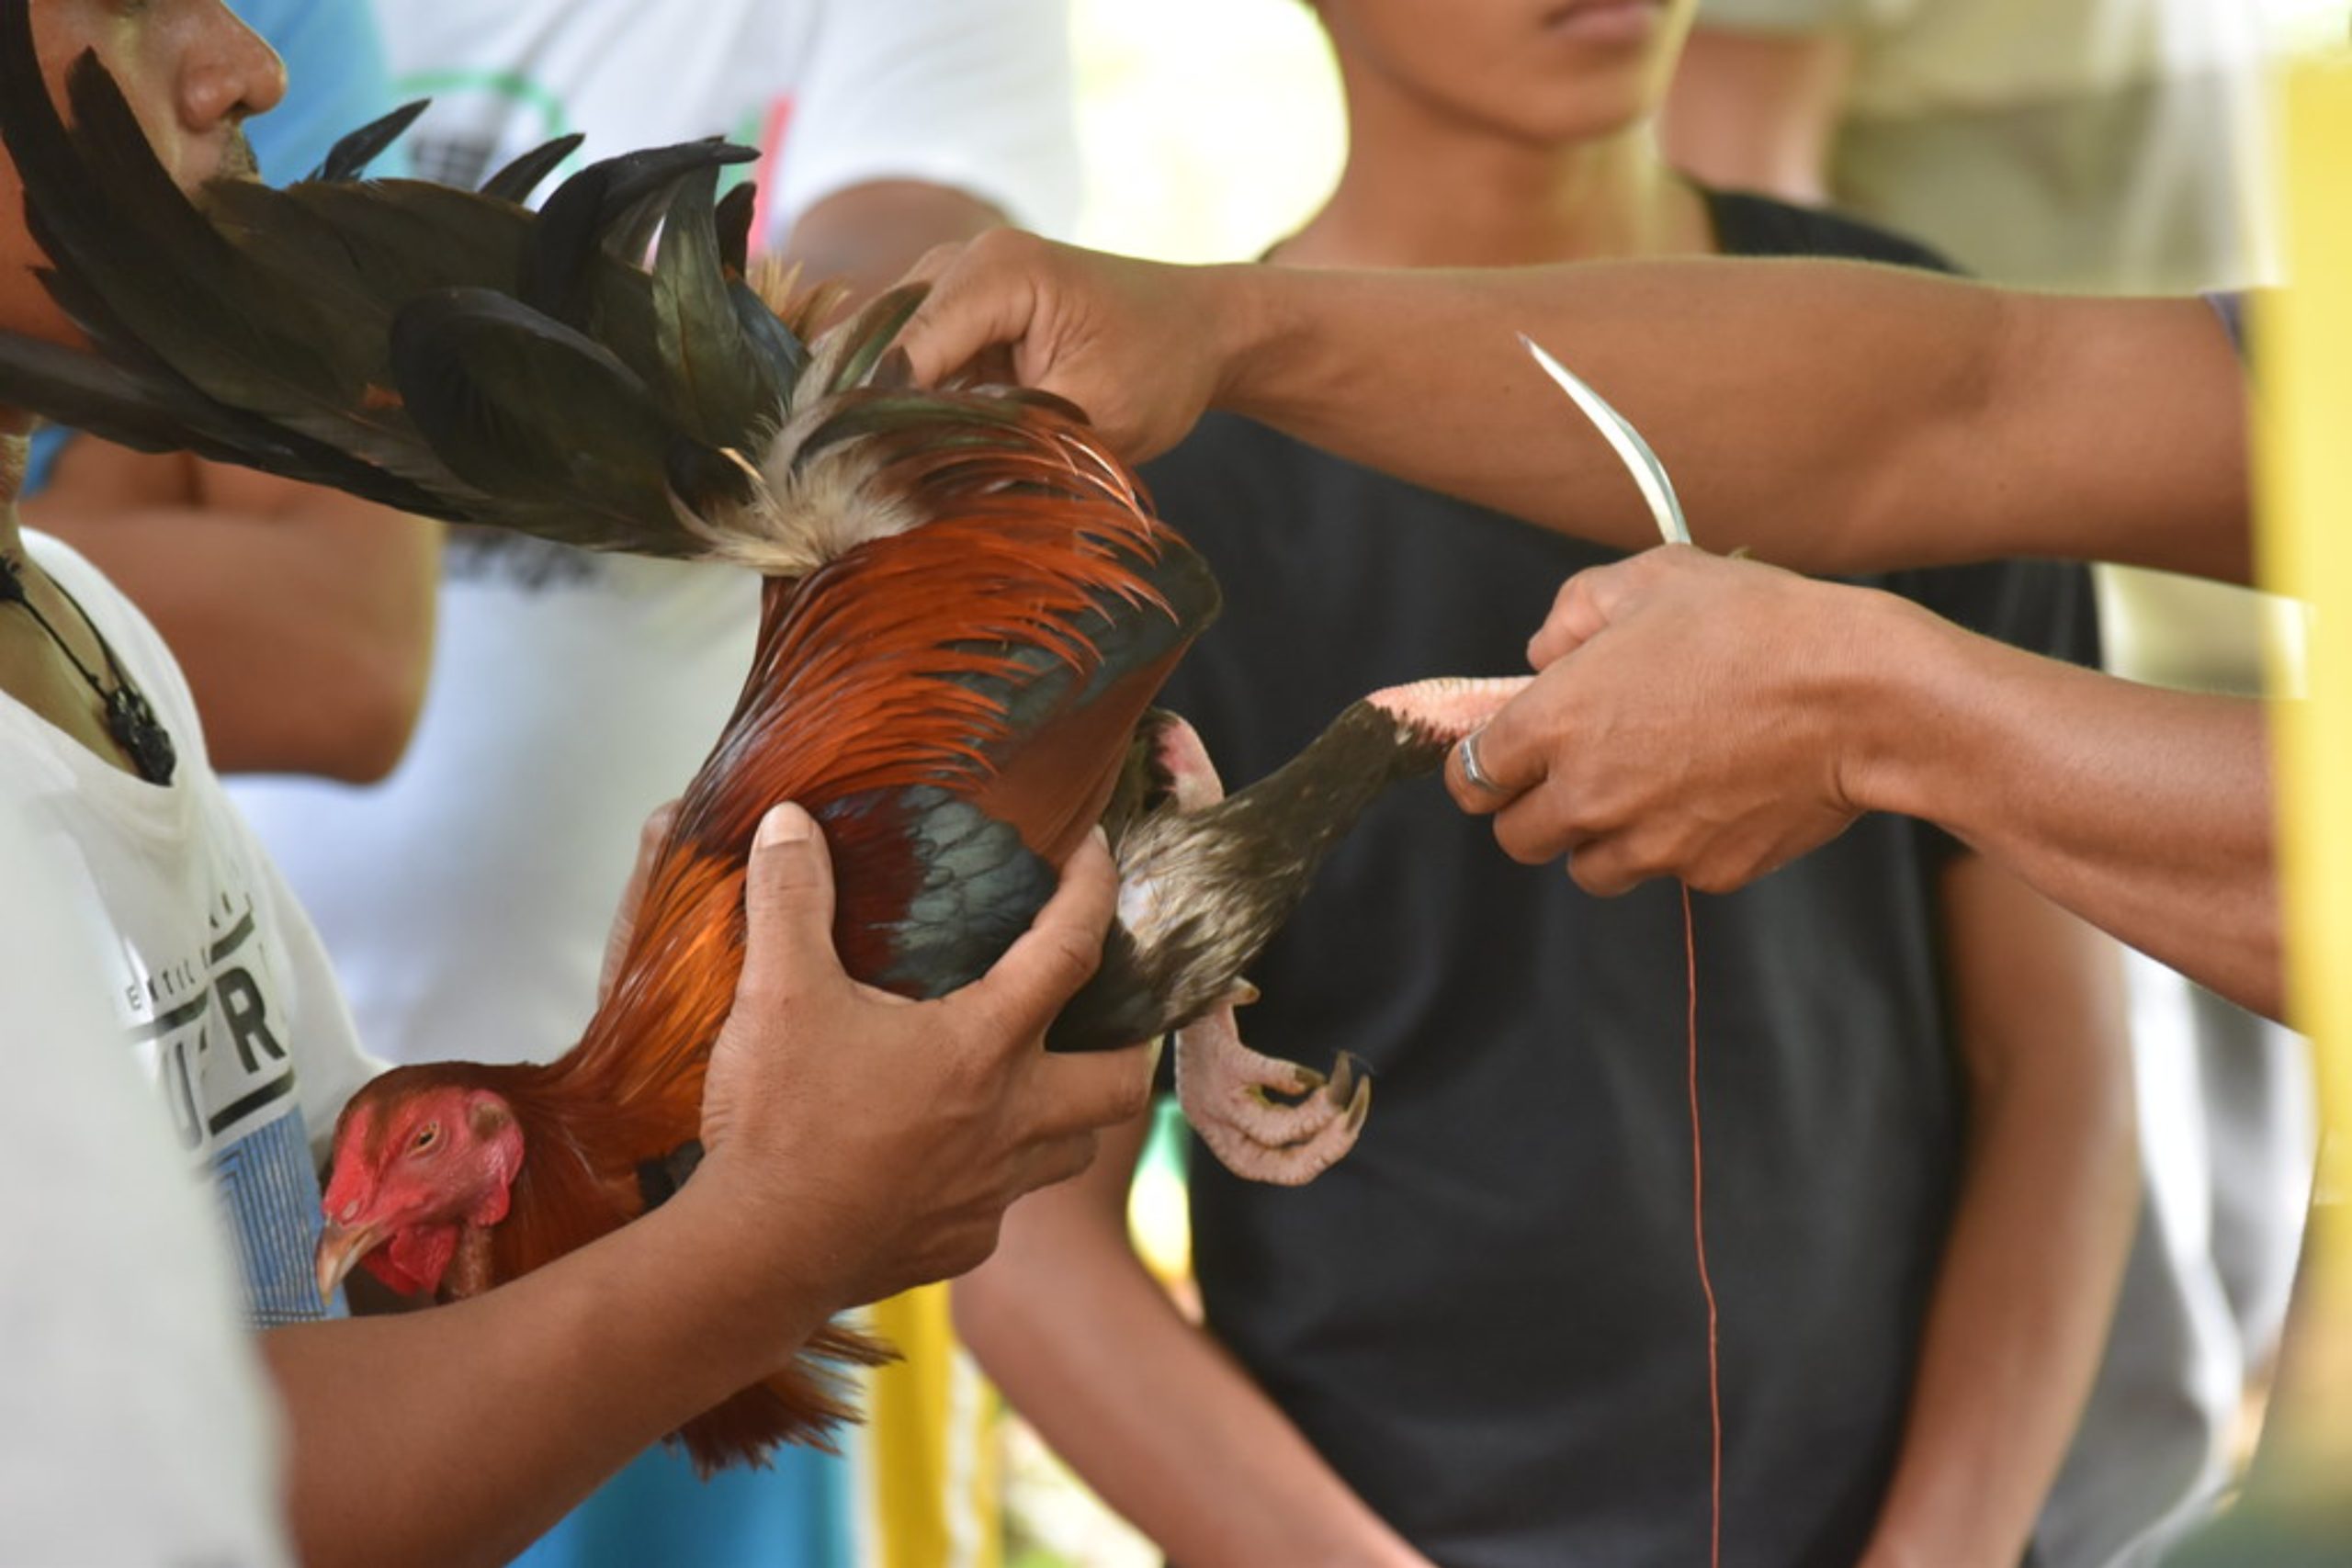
(314, 1218), (384, 1304)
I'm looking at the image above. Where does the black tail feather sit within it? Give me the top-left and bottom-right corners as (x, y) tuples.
(651, 165), (780, 446)
(523, 141), (757, 327)
(714, 183), (757, 277)
(308, 99), (429, 184)
(389, 286), (720, 536)
(479, 132), (587, 206)
(0, 0), (790, 557)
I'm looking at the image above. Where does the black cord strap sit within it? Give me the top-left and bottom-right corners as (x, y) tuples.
(0, 550), (177, 784)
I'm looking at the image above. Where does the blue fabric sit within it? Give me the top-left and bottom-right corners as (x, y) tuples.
(514, 1444), (849, 1568)
(24, 0), (405, 496)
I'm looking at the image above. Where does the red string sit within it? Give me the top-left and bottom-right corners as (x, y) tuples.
(1685, 881), (1722, 1568)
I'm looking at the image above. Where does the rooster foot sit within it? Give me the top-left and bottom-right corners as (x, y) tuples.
(1364, 674), (1533, 750)
(1175, 994), (1370, 1187)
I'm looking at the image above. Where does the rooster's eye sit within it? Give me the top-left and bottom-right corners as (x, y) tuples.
(411, 1123), (440, 1154)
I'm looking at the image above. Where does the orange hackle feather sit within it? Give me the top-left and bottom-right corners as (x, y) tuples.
(401, 383), (1199, 1473)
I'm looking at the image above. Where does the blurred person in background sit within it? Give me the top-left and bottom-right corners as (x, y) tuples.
(20, 0), (438, 784)
(218, 2), (1082, 1564)
(1667, 7), (2310, 1560)
(955, 4), (2142, 1565)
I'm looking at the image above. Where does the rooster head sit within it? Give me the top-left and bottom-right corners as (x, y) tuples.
(315, 1068), (525, 1303)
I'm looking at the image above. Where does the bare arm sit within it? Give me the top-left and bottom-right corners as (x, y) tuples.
(784, 181), (1003, 304)
(954, 1113), (1431, 1568)
(265, 1172), (832, 1568)
(1867, 606), (2278, 1015)
(1661, 25), (1855, 204)
(268, 809), (1149, 1568)
(1449, 547), (2283, 1018)
(24, 440), (437, 781)
(902, 235), (2254, 584)
(1861, 855), (2137, 1568)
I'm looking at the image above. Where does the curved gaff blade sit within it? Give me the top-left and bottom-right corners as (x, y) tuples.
(1518, 333), (1690, 547)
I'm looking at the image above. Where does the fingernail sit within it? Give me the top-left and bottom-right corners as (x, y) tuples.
(758, 802), (812, 847)
(1090, 825), (1110, 853)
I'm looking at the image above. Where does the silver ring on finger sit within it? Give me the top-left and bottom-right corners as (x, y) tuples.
(1458, 729), (1507, 796)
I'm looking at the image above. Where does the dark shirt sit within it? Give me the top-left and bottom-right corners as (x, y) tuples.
(1145, 190), (2098, 1568)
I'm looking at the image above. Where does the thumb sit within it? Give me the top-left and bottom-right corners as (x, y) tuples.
(737, 802), (842, 1003)
(1527, 564), (1623, 669)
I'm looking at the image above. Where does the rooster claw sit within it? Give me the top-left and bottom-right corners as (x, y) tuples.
(1175, 1003), (1370, 1187)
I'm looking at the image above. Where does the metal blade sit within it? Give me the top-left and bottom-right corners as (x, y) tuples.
(1519, 333), (1690, 547)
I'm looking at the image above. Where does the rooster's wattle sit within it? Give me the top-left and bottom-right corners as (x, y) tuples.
(0, 2), (1521, 1470)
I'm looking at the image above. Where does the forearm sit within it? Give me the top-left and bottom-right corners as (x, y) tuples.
(785, 182), (1001, 306)
(1857, 604), (2280, 1016)
(955, 1147), (1423, 1567)
(1869, 1081), (2138, 1566)
(1208, 263), (2250, 581)
(1867, 863), (2137, 1566)
(264, 1181), (827, 1568)
(26, 499), (438, 779)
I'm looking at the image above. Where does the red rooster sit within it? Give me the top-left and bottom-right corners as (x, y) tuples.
(0, 6), (1521, 1470)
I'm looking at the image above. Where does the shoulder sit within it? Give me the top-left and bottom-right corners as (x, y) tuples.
(1702, 187), (1960, 274)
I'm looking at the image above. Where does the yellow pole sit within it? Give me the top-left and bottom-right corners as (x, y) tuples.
(2215, 47), (2352, 1548)
(2259, 66), (2352, 1164)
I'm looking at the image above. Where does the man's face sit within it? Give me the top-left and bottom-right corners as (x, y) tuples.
(0, 0), (283, 344)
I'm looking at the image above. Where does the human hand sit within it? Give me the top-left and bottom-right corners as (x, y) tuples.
(899, 230), (1241, 462)
(696, 802), (1147, 1311)
(1445, 545), (1916, 894)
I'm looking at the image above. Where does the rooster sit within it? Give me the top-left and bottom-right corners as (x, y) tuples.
(0, 0), (1522, 1470)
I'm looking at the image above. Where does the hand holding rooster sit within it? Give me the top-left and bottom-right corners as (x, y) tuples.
(696, 803), (1141, 1312)
(271, 799), (1137, 1568)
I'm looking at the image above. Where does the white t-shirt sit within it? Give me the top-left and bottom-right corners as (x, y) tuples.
(5, 535), (380, 1325)
(0, 803), (291, 1568)
(373, 0), (1080, 250)
(231, 0), (1080, 1073)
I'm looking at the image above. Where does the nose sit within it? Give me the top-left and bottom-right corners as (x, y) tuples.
(177, 2), (288, 135)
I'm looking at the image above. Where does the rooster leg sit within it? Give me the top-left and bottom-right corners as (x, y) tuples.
(1148, 681), (1529, 1184)
(1140, 716), (1371, 1184)
(1175, 997), (1372, 1186)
